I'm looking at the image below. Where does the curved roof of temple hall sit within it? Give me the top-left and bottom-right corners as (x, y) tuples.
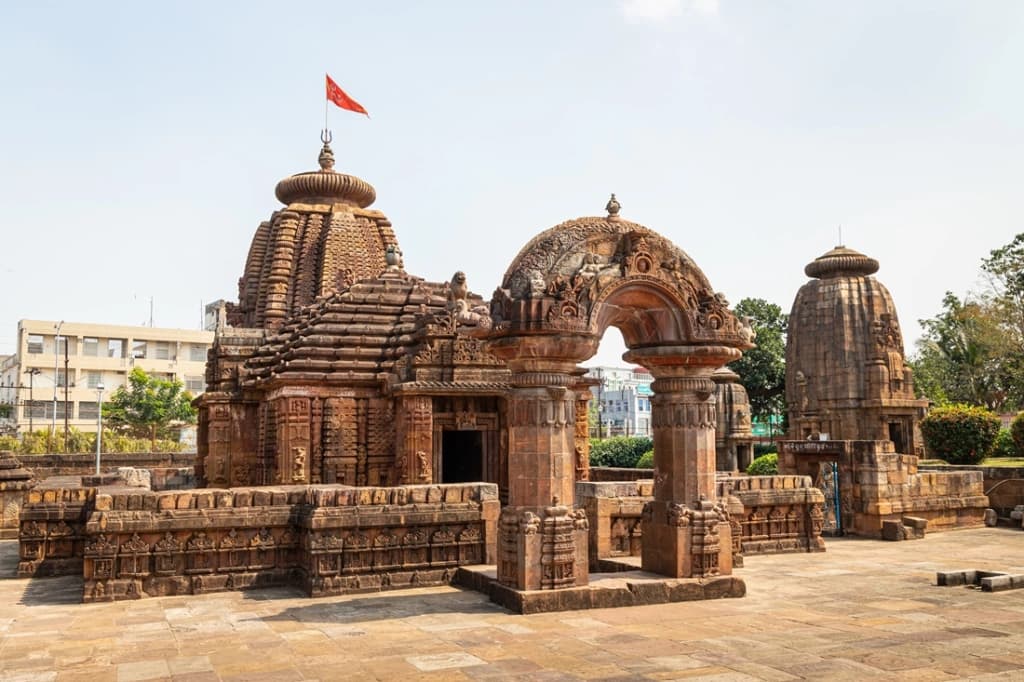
(230, 140), (399, 329)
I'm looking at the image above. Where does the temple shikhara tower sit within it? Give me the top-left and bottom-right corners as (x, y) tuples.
(779, 245), (987, 536)
(785, 245), (928, 452)
(198, 139), (511, 493)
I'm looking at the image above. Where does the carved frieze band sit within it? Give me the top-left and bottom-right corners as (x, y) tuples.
(651, 402), (716, 430)
(507, 396), (574, 429)
(650, 377), (715, 396)
(510, 372), (575, 388)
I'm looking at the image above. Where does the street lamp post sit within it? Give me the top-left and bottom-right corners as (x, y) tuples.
(24, 368), (41, 434)
(52, 321), (63, 441)
(95, 382), (105, 475)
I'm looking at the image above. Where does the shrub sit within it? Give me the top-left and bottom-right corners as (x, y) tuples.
(753, 443), (777, 458)
(920, 404), (1000, 465)
(1011, 412), (1024, 456)
(589, 436), (653, 468)
(990, 428), (1017, 458)
(636, 449), (654, 468)
(746, 452), (778, 476)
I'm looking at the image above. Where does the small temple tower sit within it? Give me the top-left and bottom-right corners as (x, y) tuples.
(785, 245), (928, 454)
(197, 137), (511, 492)
(712, 367), (754, 472)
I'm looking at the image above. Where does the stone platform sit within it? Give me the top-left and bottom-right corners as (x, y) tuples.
(4, 528), (1024, 680)
(456, 562), (745, 614)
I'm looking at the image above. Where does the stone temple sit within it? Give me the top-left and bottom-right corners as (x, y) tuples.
(779, 245), (987, 537)
(11, 141), (992, 609)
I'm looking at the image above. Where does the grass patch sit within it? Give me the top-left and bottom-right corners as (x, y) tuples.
(919, 457), (1024, 468)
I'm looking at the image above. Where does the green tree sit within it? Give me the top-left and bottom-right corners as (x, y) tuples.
(103, 367), (197, 449)
(729, 298), (787, 438)
(911, 293), (1022, 411)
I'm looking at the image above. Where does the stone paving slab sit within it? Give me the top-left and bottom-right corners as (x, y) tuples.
(2, 528), (1024, 680)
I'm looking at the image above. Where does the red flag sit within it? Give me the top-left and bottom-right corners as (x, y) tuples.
(326, 74), (369, 117)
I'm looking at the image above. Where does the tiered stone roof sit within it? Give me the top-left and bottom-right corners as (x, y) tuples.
(241, 273), (448, 387)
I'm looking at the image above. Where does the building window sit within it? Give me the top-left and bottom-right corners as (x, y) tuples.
(78, 401), (99, 420)
(189, 345), (206, 362)
(107, 339), (124, 358)
(24, 401), (70, 420)
(131, 340), (147, 359)
(27, 335), (44, 354)
(56, 369), (68, 388)
(24, 401), (46, 419)
(86, 371), (102, 389)
(155, 341), (171, 360)
(185, 375), (205, 393)
(83, 337), (99, 356)
(55, 337), (69, 356)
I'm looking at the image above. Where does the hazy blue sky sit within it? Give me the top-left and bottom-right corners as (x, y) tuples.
(2, 1), (1022, 366)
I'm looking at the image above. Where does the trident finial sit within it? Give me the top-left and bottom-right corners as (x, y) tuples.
(318, 129), (335, 172)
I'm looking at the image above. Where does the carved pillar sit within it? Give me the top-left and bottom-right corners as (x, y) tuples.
(486, 334), (596, 592)
(275, 396), (311, 485)
(571, 378), (597, 482)
(395, 395), (433, 484)
(626, 345), (739, 579)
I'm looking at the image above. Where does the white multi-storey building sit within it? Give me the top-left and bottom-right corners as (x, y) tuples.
(0, 320), (213, 435)
(585, 365), (654, 437)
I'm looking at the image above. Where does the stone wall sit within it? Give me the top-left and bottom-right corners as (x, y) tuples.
(17, 452), (196, 479)
(779, 440), (988, 536)
(576, 480), (651, 569)
(588, 467), (653, 482)
(576, 475), (825, 570)
(717, 476), (827, 555)
(0, 453), (34, 539)
(920, 465), (1024, 516)
(19, 482), (499, 602)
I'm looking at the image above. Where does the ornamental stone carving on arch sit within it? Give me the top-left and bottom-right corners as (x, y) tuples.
(489, 212), (754, 346)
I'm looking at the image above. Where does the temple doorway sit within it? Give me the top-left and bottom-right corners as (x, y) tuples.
(888, 421), (908, 454)
(441, 430), (484, 483)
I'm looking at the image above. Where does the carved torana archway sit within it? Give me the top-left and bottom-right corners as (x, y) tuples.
(485, 197), (753, 590)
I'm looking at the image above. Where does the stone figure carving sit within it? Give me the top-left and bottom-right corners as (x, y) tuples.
(415, 450), (430, 482)
(528, 270), (547, 297)
(291, 447), (306, 483)
(446, 271), (492, 329)
(385, 244), (404, 271)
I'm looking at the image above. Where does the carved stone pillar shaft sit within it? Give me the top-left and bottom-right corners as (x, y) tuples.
(486, 336), (596, 591)
(395, 395), (433, 484)
(626, 345), (739, 579)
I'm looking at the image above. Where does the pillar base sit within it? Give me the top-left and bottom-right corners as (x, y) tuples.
(641, 499), (733, 579)
(497, 504), (589, 591)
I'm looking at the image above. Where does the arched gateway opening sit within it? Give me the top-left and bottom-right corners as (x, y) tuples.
(484, 198), (754, 590)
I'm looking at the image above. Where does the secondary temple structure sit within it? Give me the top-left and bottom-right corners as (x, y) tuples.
(779, 245), (987, 536)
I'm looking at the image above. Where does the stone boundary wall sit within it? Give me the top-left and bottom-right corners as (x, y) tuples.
(19, 482), (499, 603)
(17, 452), (196, 479)
(588, 468), (652, 482)
(576, 476), (825, 570)
(717, 476), (827, 555)
(919, 465), (1024, 516)
(576, 481), (652, 569)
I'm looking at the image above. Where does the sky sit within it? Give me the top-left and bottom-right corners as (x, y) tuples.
(1, 0), (1022, 366)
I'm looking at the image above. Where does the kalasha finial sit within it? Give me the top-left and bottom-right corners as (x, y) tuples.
(606, 193), (621, 218)
(318, 129), (335, 171)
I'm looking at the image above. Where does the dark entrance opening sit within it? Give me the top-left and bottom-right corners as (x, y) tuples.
(441, 430), (484, 483)
(888, 421), (907, 454)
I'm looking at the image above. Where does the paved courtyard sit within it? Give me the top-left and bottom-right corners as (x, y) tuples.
(2, 528), (1024, 681)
